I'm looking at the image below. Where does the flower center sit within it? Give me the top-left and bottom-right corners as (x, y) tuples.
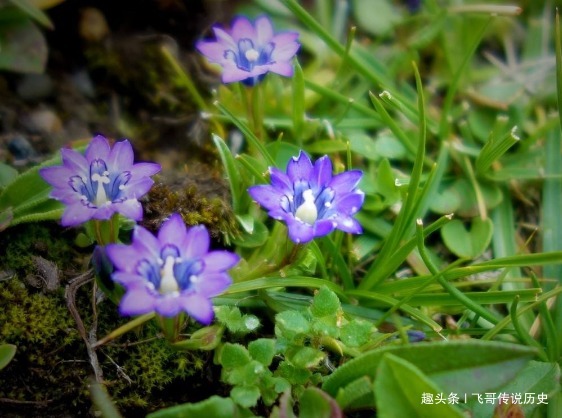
(294, 189), (318, 225)
(91, 171), (110, 206)
(159, 256), (180, 294)
(245, 48), (259, 62)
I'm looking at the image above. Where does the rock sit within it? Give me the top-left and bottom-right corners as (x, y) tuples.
(7, 135), (37, 160)
(19, 108), (63, 135)
(16, 73), (55, 101)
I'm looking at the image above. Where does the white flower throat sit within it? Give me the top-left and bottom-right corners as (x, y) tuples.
(245, 49), (259, 62)
(159, 256), (180, 294)
(91, 171), (110, 206)
(295, 189), (318, 225)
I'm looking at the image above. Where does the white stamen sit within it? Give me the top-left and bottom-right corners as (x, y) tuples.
(159, 256), (179, 294)
(118, 185), (125, 190)
(343, 219), (354, 228)
(190, 274), (199, 283)
(294, 189), (318, 225)
(245, 48), (259, 62)
(91, 172), (111, 206)
(324, 202), (332, 208)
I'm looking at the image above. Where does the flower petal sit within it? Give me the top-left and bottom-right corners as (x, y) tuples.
(212, 27), (236, 49)
(255, 15), (274, 44)
(270, 38), (300, 61)
(286, 219), (314, 243)
(112, 272), (145, 286)
(269, 167), (292, 192)
(312, 155), (332, 189)
(61, 148), (88, 172)
(61, 203), (95, 226)
(267, 61), (294, 77)
(85, 135), (110, 161)
(154, 294), (183, 317)
(196, 273), (232, 297)
(248, 184), (286, 211)
(158, 213), (187, 246)
(201, 251), (240, 272)
(180, 293), (215, 325)
(119, 286), (156, 316)
(271, 31), (300, 46)
(196, 41), (227, 63)
(329, 170), (362, 192)
(107, 139), (134, 170)
(313, 219), (336, 238)
(221, 64), (267, 83)
(132, 225), (160, 258)
(106, 242), (150, 273)
(116, 199), (143, 221)
(231, 16), (256, 41)
(39, 166), (73, 189)
(334, 216), (362, 234)
(122, 177), (154, 199)
(287, 151), (313, 183)
(129, 162), (161, 178)
(181, 225), (210, 259)
(333, 191), (365, 215)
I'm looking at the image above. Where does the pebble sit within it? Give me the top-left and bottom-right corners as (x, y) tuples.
(16, 73), (54, 101)
(7, 135), (37, 160)
(19, 108), (63, 135)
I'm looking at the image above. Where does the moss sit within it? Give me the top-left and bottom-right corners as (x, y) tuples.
(0, 222), (226, 415)
(0, 274), (225, 416)
(0, 278), (88, 414)
(142, 176), (238, 242)
(0, 222), (80, 278)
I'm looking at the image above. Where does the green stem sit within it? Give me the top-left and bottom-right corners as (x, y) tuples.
(509, 296), (548, 361)
(415, 218), (500, 325)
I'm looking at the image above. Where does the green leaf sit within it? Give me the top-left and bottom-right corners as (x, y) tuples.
(374, 133), (407, 160)
(220, 343), (251, 369)
(335, 376), (374, 410)
(374, 158), (400, 206)
(275, 310), (310, 340)
(0, 18), (47, 73)
(231, 218), (269, 248)
(212, 134), (242, 213)
(147, 396), (239, 418)
(468, 361), (560, 417)
(452, 178), (503, 217)
(289, 346), (325, 369)
(306, 140), (349, 154)
(310, 287), (341, 318)
(340, 319), (373, 348)
(441, 217), (493, 258)
(0, 144), (86, 227)
(374, 354), (464, 418)
(299, 387), (343, 418)
(248, 339), (276, 367)
(428, 184), (461, 214)
(322, 340), (536, 398)
(6, 0), (53, 28)
(171, 325), (223, 351)
(0, 162), (18, 187)
(351, 0), (400, 36)
(292, 61), (305, 138)
(231, 386), (261, 408)
(0, 344), (16, 370)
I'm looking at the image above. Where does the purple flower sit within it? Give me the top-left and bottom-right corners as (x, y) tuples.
(196, 15), (300, 86)
(106, 214), (239, 324)
(40, 135), (161, 227)
(248, 151), (364, 244)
